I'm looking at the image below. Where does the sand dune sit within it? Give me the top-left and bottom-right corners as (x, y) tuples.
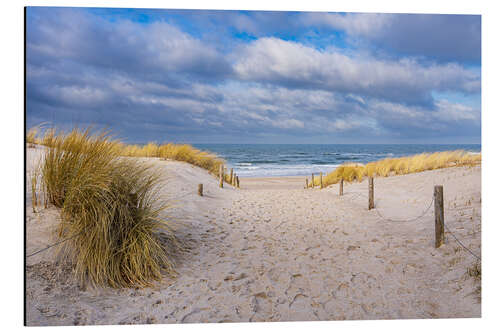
(25, 147), (481, 325)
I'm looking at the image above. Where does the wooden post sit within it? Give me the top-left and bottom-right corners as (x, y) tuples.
(320, 172), (323, 189)
(198, 184), (203, 196)
(230, 168), (234, 185)
(305, 178), (309, 189)
(434, 185), (444, 248)
(339, 178), (344, 196)
(311, 173), (315, 188)
(232, 174), (236, 186)
(368, 177), (374, 210)
(236, 176), (240, 188)
(219, 165), (224, 188)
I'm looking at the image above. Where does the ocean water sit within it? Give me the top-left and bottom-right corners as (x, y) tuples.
(193, 144), (481, 178)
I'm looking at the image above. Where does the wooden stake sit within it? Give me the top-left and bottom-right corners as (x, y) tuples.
(219, 165), (224, 188)
(232, 174), (236, 186)
(236, 176), (240, 188)
(311, 173), (315, 188)
(198, 183), (203, 196)
(230, 168), (234, 184)
(305, 178), (309, 189)
(320, 172), (323, 189)
(339, 178), (344, 196)
(434, 185), (444, 248)
(368, 177), (374, 210)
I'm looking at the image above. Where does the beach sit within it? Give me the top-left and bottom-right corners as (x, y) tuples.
(25, 146), (481, 325)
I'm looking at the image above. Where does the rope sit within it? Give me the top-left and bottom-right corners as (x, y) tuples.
(26, 231), (83, 258)
(444, 222), (481, 261)
(26, 187), (218, 259)
(339, 189), (481, 261)
(343, 191), (434, 223)
(373, 197), (434, 223)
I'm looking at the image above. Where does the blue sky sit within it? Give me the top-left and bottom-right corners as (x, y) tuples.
(26, 7), (481, 144)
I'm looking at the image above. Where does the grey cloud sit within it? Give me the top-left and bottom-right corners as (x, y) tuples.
(300, 12), (391, 38)
(301, 13), (481, 63)
(26, 8), (480, 144)
(27, 8), (233, 84)
(233, 38), (480, 106)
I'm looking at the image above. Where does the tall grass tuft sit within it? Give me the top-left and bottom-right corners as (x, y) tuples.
(122, 142), (225, 177)
(28, 125), (227, 182)
(312, 150), (481, 188)
(27, 126), (39, 145)
(40, 128), (175, 288)
(467, 261), (481, 301)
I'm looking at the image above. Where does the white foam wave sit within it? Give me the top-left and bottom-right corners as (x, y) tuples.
(231, 164), (340, 177)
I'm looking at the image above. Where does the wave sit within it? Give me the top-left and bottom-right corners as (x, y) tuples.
(238, 160), (279, 164)
(231, 163), (340, 177)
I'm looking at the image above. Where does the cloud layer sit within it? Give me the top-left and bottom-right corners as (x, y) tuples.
(26, 8), (481, 143)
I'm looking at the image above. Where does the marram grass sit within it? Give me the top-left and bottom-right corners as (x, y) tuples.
(27, 126), (39, 145)
(39, 128), (176, 288)
(28, 126), (228, 181)
(311, 150), (481, 188)
(121, 142), (225, 176)
(26, 126), (225, 176)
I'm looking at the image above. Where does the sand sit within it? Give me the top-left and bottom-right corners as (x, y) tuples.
(25, 146), (481, 325)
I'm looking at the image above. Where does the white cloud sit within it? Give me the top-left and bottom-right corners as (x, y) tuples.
(434, 100), (479, 122)
(300, 13), (393, 38)
(233, 38), (480, 104)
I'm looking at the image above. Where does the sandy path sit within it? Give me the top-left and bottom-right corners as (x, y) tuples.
(25, 147), (481, 325)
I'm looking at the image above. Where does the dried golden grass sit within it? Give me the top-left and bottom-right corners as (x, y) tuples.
(40, 128), (176, 288)
(27, 126), (39, 145)
(311, 150), (481, 188)
(28, 125), (227, 181)
(30, 165), (40, 213)
(122, 142), (225, 177)
(467, 261), (482, 301)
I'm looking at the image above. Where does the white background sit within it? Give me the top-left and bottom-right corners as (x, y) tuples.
(1, 0), (498, 332)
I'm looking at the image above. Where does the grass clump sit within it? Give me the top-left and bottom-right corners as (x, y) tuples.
(28, 125), (227, 181)
(40, 128), (175, 288)
(467, 261), (481, 301)
(121, 142), (225, 177)
(27, 126), (39, 145)
(311, 150), (481, 188)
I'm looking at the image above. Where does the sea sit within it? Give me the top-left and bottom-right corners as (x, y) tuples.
(192, 144), (481, 178)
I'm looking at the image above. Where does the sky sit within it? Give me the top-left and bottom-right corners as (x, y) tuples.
(26, 7), (481, 144)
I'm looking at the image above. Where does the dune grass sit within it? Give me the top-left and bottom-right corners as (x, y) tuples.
(27, 126), (39, 145)
(120, 142), (226, 177)
(38, 128), (175, 288)
(311, 150), (481, 188)
(467, 261), (481, 301)
(28, 126), (228, 181)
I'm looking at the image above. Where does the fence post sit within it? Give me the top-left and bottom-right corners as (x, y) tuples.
(219, 165), (224, 188)
(311, 173), (315, 188)
(320, 172), (323, 189)
(368, 177), (374, 210)
(198, 184), (203, 196)
(434, 185), (444, 248)
(305, 178), (309, 189)
(339, 178), (344, 196)
(230, 168), (234, 185)
(236, 176), (240, 188)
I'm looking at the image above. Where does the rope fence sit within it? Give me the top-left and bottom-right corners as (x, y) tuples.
(444, 222), (481, 260)
(27, 187), (206, 259)
(27, 230), (84, 258)
(28, 177), (480, 262)
(374, 197), (435, 224)
(333, 178), (481, 261)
